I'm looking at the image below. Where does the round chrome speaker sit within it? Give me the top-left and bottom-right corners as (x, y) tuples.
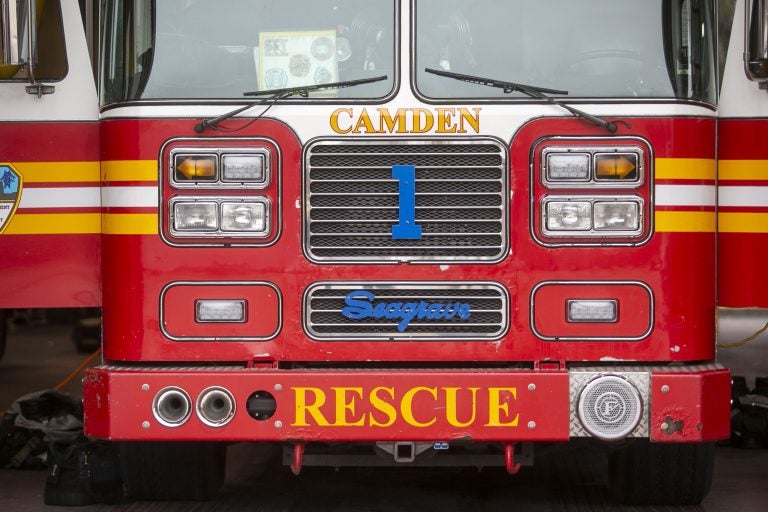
(153, 387), (192, 427)
(577, 375), (642, 440)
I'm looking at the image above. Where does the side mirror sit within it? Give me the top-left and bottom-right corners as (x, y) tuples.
(1, 0), (22, 66)
(746, 0), (768, 83)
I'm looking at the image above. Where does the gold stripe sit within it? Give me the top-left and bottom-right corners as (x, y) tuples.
(102, 160), (158, 182)
(719, 212), (768, 233)
(655, 158), (715, 181)
(4, 213), (101, 234)
(12, 162), (100, 183)
(655, 211), (715, 232)
(102, 213), (158, 235)
(718, 160), (768, 181)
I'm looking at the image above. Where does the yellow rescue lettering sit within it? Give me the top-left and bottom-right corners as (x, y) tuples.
(329, 108), (354, 134)
(368, 386), (397, 428)
(400, 386), (438, 427)
(485, 387), (519, 427)
(444, 387), (480, 428)
(459, 107), (481, 133)
(378, 108), (407, 133)
(353, 109), (376, 134)
(329, 108), (482, 135)
(331, 387), (366, 427)
(292, 387), (331, 427)
(412, 108), (435, 133)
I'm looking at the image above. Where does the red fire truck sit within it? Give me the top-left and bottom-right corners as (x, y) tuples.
(1, 0), (764, 505)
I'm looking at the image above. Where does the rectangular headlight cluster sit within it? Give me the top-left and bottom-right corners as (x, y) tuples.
(543, 197), (641, 236)
(172, 198), (269, 237)
(543, 148), (641, 187)
(172, 149), (269, 188)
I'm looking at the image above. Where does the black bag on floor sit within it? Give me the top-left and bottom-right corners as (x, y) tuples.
(44, 439), (123, 506)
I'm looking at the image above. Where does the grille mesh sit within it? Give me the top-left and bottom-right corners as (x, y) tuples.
(304, 140), (508, 262)
(304, 282), (508, 340)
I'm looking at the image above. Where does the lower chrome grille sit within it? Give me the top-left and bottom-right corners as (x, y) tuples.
(304, 282), (509, 340)
(304, 139), (508, 263)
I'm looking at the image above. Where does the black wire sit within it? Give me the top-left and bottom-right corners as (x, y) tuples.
(206, 91), (294, 133)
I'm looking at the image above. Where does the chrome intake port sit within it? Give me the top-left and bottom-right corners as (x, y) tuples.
(153, 387), (192, 427)
(196, 387), (236, 427)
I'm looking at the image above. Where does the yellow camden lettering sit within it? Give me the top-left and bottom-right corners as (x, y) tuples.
(291, 385), (518, 428)
(330, 107), (482, 134)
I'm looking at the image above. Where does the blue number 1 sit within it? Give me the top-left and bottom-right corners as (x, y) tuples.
(391, 165), (423, 240)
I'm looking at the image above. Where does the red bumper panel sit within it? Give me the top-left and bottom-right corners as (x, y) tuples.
(649, 369), (731, 442)
(84, 369), (570, 442)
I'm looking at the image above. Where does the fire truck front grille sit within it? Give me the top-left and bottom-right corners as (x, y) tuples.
(303, 282), (509, 340)
(304, 139), (508, 263)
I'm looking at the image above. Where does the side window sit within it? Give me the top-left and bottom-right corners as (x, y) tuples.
(718, 0), (737, 88)
(0, 0), (67, 81)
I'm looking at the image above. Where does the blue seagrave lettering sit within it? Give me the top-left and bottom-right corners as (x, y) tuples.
(341, 290), (376, 319)
(340, 290), (472, 332)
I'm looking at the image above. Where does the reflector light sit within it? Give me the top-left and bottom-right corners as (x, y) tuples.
(175, 155), (217, 181)
(595, 153), (638, 181)
(567, 300), (618, 322)
(546, 153), (590, 181)
(196, 300), (247, 323)
(546, 201), (591, 231)
(593, 202), (640, 231)
(222, 155), (266, 183)
(221, 202), (267, 233)
(173, 202), (218, 231)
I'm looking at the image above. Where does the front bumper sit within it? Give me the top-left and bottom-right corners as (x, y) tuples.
(83, 365), (730, 443)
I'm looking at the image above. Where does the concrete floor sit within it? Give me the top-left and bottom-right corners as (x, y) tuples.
(1, 317), (767, 511)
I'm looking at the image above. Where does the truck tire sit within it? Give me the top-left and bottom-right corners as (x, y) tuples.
(609, 440), (715, 505)
(120, 442), (226, 501)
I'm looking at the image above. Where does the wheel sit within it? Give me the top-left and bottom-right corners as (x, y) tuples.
(609, 440), (715, 505)
(120, 442), (226, 501)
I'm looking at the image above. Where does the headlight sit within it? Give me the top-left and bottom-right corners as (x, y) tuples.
(546, 153), (590, 182)
(222, 154), (267, 184)
(594, 201), (640, 231)
(543, 197), (643, 238)
(221, 202), (268, 233)
(173, 202), (218, 231)
(546, 201), (592, 231)
(170, 197), (271, 238)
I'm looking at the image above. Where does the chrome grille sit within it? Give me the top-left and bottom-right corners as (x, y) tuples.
(304, 282), (509, 340)
(304, 139), (508, 263)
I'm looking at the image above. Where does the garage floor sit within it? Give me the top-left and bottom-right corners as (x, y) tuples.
(1, 318), (767, 511)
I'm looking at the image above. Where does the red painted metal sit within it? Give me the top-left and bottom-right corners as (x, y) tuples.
(83, 368), (572, 441)
(0, 122), (101, 308)
(649, 369), (731, 442)
(99, 116), (716, 365)
(718, 118), (768, 308)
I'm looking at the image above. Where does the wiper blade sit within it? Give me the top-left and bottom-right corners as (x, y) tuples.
(425, 68), (617, 133)
(425, 67), (567, 96)
(194, 75), (388, 133)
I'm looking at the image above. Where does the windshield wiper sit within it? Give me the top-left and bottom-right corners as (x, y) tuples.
(194, 75), (388, 133)
(425, 68), (617, 133)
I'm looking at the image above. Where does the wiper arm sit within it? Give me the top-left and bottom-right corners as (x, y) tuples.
(425, 68), (617, 133)
(194, 75), (388, 133)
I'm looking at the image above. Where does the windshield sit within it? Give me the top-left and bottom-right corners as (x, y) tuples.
(101, 0), (396, 104)
(415, 0), (716, 103)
